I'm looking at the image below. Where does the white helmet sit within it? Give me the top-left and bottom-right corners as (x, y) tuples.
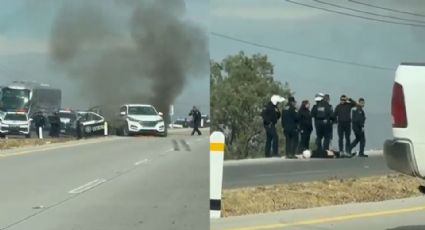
(271, 95), (286, 105)
(302, 150), (312, 159)
(314, 93), (325, 102)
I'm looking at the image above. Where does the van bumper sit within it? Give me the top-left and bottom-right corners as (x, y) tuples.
(384, 139), (420, 177)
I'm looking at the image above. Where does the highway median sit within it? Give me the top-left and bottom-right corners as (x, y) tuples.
(0, 138), (74, 150)
(222, 174), (423, 217)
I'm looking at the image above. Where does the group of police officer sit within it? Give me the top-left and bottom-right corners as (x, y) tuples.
(32, 111), (85, 139)
(262, 93), (367, 159)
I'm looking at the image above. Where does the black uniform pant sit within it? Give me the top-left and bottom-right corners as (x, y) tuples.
(299, 129), (311, 153)
(191, 122), (202, 135)
(315, 121), (331, 154)
(50, 124), (60, 137)
(284, 130), (298, 157)
(350, 125), (365, 154)
(265, 124), (278, 157)
(338, 121), (351, 153)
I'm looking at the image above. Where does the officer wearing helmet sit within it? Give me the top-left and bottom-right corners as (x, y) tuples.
(311, 93), (333, 156)
(262, 95), (285, 157)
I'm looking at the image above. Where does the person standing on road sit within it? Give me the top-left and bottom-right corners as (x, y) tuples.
(297, 100), (313, 153)
(262, 95), (285, 158)
(49, 112), (61, 138)
(349, 98), (368, 157)
(189, 106), (202, 136)
(334, 95), (357, 157)
(324, 94), (334, 144)
(76, 115), (83, 140)
(33, 111), (46, 138)
(311, 93), (333, 157)
(282, 96), (299, 159)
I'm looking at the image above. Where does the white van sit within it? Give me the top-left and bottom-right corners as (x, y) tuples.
(384, 63), (425, 187)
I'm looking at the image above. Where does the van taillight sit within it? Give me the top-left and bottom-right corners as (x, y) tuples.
(392, 82), (407, 128)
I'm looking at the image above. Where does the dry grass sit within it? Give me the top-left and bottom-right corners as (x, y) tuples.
(222, 174), (423, 217)
(0, 138), (74, 150)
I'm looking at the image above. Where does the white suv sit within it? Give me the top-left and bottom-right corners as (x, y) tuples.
(115, 104), (166, 137)
(384, 63), (425, 187)
(0, 112), (31, 138)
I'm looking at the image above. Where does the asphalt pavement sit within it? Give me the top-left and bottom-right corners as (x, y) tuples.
(224, 152), (392, 188)
(0, 128), (208, 230)
(211, 196), (425, 230)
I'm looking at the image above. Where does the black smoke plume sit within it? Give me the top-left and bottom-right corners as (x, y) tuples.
(49, 0), (208, 116)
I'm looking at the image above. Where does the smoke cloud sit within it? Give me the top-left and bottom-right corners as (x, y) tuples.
(49, 0), (208, 116)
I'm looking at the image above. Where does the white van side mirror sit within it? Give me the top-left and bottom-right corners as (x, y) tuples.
(158, 112), (163, 116)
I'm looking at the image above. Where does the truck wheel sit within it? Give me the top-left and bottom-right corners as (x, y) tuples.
(25, 133), (31, 138)
(419, 185), (425, 194)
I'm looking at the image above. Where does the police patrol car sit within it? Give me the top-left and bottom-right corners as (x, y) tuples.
(58, 108), (78, 135)
(76, 111), (106, 137)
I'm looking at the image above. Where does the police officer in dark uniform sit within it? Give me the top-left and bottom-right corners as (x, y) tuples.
(324, 94), (334, 143)
(298, 100), (313, 153)
(334, 95), (357, 157)
(282, 96), (299, 159)
(33, 111), (46, 138)
(189, 106), (202, 136)
(311, 93), (333, 157)
(349, 98), (367, 157)
(49, 112), (61, 137)
(76, 115), (83, 140)
(262, 95), (284, 157)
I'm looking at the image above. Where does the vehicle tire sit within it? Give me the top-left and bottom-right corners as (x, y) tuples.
(419, 185), (425, 194)
(159, 130), (168, 137)
(25, 134), (31, 138)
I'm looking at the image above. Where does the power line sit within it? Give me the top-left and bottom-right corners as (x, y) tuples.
(210, 32), (395, 71)
(315, 0), (425, 24)
(349, 0), (425, 18)
(285, 0), (425, 28)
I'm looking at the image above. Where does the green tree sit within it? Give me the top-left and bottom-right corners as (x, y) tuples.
(211, 52), (292, 159)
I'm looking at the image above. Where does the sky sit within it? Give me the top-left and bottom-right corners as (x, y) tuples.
(0, 0), (210, 118)
(209, 0), (425, 149)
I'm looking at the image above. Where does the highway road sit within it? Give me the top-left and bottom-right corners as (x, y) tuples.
(0, 129), (208, 230)
(224, 153), (392, 188)
(211, 196), (425, 230)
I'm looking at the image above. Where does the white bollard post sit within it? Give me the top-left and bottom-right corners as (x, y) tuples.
(104, 122), (108, 136)
(38, 126), (43, 139)
(210, 131), (225, 219)
(201, 118), (204, 128)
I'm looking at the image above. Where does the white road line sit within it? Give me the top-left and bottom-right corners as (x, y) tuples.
(134, 159), (149, 166)
(68, 178), (106, 194)
(255, 170), (328, 178)
(0, 137), (119, 158)
(165, 148), (174, 153)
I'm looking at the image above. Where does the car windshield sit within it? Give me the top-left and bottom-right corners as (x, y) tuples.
(128, 106), (157, 115)
(0, 88), (30, 110)
(59, 112), (76, 120)
(4, 113), (27, 121)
